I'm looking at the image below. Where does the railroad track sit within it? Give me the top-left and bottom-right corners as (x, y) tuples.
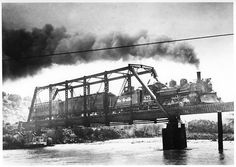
(21, 102), (234, 129)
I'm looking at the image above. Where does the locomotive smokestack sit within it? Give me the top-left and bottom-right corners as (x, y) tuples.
(197, 71), (201, 81)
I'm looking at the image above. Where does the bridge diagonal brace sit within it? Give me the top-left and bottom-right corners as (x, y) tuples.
(129, 66), (169, 117)
(27, 87), (38, 122)
(52, 88), (59, 100)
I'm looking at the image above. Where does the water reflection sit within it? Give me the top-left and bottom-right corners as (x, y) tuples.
(219, 153), (225, 160)
(218, 153), (226, 165)
(3, 138), (234, 165)
(163, 149), (188, 165)
(27, 146), (114, 165)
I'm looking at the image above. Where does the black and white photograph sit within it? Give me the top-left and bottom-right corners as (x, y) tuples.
(2, 1), (234, 166)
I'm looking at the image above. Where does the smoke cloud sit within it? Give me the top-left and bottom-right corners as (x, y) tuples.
(3, 24), (67, 80)
(3, 24), (200, 81)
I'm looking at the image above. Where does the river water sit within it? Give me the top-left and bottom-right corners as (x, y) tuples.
(2, 137), (234, 165)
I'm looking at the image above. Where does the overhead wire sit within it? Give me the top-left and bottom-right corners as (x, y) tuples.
(2, 33), (233, 61)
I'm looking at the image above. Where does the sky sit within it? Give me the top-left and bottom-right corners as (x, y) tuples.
(2, 2), (234, 121)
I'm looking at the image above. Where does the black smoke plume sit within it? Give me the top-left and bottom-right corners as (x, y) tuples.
(3, 24), (200, 81)
(53, 31), (199, 66)
(3, 24), (67, 80)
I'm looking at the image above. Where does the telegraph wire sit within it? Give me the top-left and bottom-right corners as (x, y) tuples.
(2, 33), (233, 61)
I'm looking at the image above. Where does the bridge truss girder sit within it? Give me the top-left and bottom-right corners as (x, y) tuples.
(27, 64), (167, 126)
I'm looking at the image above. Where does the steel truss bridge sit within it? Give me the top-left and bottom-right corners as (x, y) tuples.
(22, 64), (234, 129)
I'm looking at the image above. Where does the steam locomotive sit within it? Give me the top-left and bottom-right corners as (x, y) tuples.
(31, 72), (219, 120)
(116, 72), (219, 108)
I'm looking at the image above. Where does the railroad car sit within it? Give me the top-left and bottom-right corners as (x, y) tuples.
(31, 92), (116, 120)
(32, 101), (61, 120)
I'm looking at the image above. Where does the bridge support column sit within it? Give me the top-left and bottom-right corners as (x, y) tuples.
(218, 111), (223, 153)
(162, 117), (187, 150)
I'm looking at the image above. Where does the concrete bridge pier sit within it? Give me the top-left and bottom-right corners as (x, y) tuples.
(162, 116), (187, 150)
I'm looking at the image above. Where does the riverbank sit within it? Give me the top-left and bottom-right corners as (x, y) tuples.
(3, 124), (234, 150)
(186, 132), (234, 141)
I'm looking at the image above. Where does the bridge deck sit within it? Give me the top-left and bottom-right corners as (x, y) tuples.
(22, 102), (234, 129)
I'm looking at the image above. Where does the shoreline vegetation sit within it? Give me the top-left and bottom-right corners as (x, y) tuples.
(3, 92), (234, 150)
(3, 120), (234, 150)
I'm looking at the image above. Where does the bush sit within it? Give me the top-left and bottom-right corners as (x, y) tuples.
(187, 120), (234, 134)
(99, 128), (121, 140)
(3, 134), (24, 149)
(188, 120), (217, 133)
(54, 127), (64, 144)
